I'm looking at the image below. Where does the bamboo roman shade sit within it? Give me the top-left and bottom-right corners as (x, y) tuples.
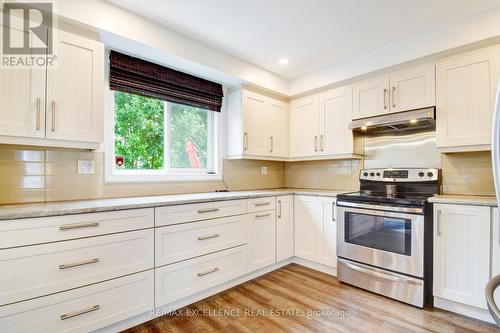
(109, 51), (223, 112)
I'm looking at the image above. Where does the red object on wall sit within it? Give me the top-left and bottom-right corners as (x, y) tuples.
(115, 155), (124, 167)
(185, 139), (201, 168)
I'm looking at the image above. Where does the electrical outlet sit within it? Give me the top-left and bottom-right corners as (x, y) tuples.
(261, 166), (268, 175)
(77, 160), (94, 175)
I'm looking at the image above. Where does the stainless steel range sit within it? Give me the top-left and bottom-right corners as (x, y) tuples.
(336, 168), (439, 308)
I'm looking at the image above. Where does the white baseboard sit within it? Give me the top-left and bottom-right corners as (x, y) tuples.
(434, 296), (495, 324)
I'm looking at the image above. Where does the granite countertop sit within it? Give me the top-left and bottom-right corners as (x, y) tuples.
(0, 188), (346, 220)
(428, 194), (497, 207)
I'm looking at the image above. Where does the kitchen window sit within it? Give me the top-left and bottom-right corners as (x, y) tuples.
(107, 91), (220, 182)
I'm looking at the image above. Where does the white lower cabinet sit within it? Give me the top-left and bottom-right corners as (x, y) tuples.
(0, 270), (154, 333)
(492, 207), (500, 309)
(247, 210), (276, 272)
(276, 195), (294, 261)
(433, 204), (491, 310)
(294, 195), (337, 268)
(155, 245), (247, 307)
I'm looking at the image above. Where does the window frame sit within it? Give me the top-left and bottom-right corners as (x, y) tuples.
(104, 89), (222, 183)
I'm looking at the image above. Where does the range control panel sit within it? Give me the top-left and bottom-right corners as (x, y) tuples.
(360, 168), (439, 182)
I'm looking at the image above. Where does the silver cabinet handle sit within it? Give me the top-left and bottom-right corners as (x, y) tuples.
(60, 305), (100, 320)
(243, 132), (248, 150)
(197, 267), (219, 277)
(59, 222), (100, 231)
(255, 213), (271, 218)
(314, 135), (318, 152)
(270, 136), (273, 153)
(383, 88), (387, 109)
(197, 208), (219, 214)
(320, 135), (324, 152)
(392, 86), (396, 108)
(51, 100), (56, 132)
(36, 98), (41, 130)
(277, 200), (282, 219)
(59, 258), (99, 270)
(332, 202), (336, 222)
(198, 234), (220, 241)
(436, 210), (442, 236)
(254, 202), (270, 207)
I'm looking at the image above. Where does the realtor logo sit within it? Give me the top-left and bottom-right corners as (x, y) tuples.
(1, 1), (56, 68)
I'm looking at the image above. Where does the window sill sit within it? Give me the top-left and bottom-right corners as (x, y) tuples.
(105, 173), (223, 183)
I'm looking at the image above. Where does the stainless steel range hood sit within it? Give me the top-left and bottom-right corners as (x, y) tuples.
(349, 107), (435, 134)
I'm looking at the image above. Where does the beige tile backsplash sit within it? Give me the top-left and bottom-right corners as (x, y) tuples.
(0, 145), (494, 204)
(0, 145), (286, 204)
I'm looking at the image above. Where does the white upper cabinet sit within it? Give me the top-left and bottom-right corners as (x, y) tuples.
(352, 76), (389, 119)
(0, 27), (104, 149)
(319, 86), (354, 155)
(436, 46), (500, 151)
(389, 65), (435, 113)
(352, 65), (436, 120)
(289, 95), (319, 157)
(242, 90), (269, 156)
(267, 98), (289, 157)
(433, 204), (491, 309)
(46, 30), (104, 143)
(226, 89), (288, 160)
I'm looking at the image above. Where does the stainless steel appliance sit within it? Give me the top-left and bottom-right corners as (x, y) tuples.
(336, 168), (439, 307)
(350, 107), (435, 134)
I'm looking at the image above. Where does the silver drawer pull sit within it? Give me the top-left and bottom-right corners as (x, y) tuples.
(198, 234), (220, 241)
(197, 208), (220, 214)
(59, 222), (100, 231)
(60, 305), (100, 320)
(254, 202), (270, 207)
(59, 258), (99, 270)
(197, 267), (219, 277)
(255, 213), (271, 218)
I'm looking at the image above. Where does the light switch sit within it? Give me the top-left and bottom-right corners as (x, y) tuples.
(77, 160), (95, 175)
(261, 166), (268, 175)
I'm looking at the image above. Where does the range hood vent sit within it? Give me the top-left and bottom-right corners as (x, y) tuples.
(349, 107), (435, 134)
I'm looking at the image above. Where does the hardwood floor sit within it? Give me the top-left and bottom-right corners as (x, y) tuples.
(124, 264), (498, 333)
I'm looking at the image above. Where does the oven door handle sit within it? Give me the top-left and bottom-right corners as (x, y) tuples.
(336, 200), (423, 214)
(338, 258), (422, 285)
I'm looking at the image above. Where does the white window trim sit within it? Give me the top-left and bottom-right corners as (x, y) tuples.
(104, 87), (223, 183)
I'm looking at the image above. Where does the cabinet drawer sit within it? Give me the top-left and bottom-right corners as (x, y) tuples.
(0, 270), (154, 333)
(155, 245), (247, 307)
(155, 214), (249, 267)
(247, 197), (276, 213)
(155, 200), (247, 226)
(0, 229), (154, 306)
(0, 208), (154, 249)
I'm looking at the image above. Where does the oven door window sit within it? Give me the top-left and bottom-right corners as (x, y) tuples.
(344, 212), (411, 256)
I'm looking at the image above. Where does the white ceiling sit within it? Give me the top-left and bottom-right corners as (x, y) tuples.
(105, 0), (500, 79)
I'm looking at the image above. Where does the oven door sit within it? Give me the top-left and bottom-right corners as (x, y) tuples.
(337, 201), (424, 278)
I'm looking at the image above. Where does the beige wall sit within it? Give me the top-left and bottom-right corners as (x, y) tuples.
(0, 145), (285, 204)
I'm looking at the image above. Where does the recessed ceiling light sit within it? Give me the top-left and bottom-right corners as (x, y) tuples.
(278, 58), (289, 65)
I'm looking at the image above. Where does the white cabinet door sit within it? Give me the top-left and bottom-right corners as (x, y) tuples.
(289, 95), (319, 157)
(492, 207), (500, 309)
(436, 46), (500, 149)
(294, 195), (320, 261)
(46, 30), (104, 143)
(247, 211), (276, 272)
(317, 197), (337, 268)
(433, 204), (491, 309)
(352, 76), (389, 119)
(319, 86), (353, 155)
(268, 98), (288, 157)
(0, 25), (45, 138)
(276, 195), (294, 262)
(389, 65), (435, 113)
(243, 90), (269, 155)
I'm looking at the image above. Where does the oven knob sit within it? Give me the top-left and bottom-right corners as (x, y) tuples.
(369, 172), (375, 177)
(418, 172), (425, 177)
(376, 172), (381, 176)
(427, 172), (434, 177)
(363, 172), (368, 177)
